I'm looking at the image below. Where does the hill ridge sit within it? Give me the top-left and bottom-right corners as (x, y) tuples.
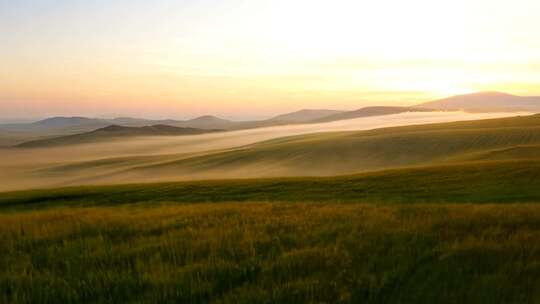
(16, 124), (221, 148)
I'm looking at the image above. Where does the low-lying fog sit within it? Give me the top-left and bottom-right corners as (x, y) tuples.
(0, 111), (530, 191)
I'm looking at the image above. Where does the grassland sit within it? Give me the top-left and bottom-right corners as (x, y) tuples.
(1, 159), (540, 303)
(129, 114), (540, 177)
(25, 114), (540, 189)
(2, 203), (540, 303)
(2, 114), (540, 303)
(0, 112), (524, 191)
(1, 160), (540, 210)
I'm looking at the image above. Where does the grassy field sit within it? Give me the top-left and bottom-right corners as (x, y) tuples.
(1, 203), (540, 303)
(1, 159), (540, 302)
(2, 160), (540, 211)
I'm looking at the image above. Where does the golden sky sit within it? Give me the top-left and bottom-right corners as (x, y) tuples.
(1, 0), (539, 119)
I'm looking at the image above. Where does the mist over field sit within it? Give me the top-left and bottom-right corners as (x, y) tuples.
(0, 111), (528, 191)
(3, 0), (540, 302)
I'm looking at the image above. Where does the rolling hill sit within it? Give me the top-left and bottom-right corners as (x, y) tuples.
(0, 109), (425, 146)
(417, 91), (540, 112)
(3, 91), (538, 146)
(0, 117), (111, 134)
(2, 160), (539, 209)
(122, 114), (540, 176)
(169, 115), (237, 130)
(312, 106), (431, 123)
(269, 109), (345, 123)
(16, 125), (221, 148)
(23, 113), (540, 187)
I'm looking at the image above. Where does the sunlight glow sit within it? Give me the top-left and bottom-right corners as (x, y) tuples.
(1, 0), (539, 118)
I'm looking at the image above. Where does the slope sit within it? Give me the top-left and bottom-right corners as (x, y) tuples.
(312, 106), (432, 123)
(2, 160), (540, 210)
(269, 109), (345, 123)
(103, 114), (540, 179)
(23, 114), (540, 187)
(17, 125), (221, 148)
(417, 91), (540, 112)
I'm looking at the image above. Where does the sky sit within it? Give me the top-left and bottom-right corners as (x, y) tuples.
(1, 0), (539, 120)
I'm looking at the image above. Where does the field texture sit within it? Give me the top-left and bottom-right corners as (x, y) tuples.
(1, 158), (540, 303)
(1, 160), (539, 211)
(2, 203), (540, 303)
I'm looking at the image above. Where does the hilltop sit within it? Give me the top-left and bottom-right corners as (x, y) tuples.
(16, 125), (221, 148)
(3, 91), (540, 147)
(417, 91), (540, 112)
(269, 109), (345, 123)
(312, 106), (431, 123)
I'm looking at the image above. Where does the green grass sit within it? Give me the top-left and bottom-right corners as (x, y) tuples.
(2, 161), (540, 303)
(1, 203), (540, 303)
(2, 160), (540, 211)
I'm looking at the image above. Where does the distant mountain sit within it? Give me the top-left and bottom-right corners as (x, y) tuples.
(312, 106), (432, 123)
(189, 115), (229, 123)
(32, 116), (101, 127)
(0, 115), (234, 135)
(17, 125), (221, 148)
(108, 117), (157, 126)
(0, 117), (111, 134)
(417, 92), (540, 112)
(5, 91), (538, 141)
(269, 109), (345, 123)
(172, 115), (235, 130)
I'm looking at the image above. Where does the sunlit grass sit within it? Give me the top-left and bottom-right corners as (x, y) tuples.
(2, 160), (540, 211)
(2, 202), (540, 303)
(2, 154), (540, 302)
